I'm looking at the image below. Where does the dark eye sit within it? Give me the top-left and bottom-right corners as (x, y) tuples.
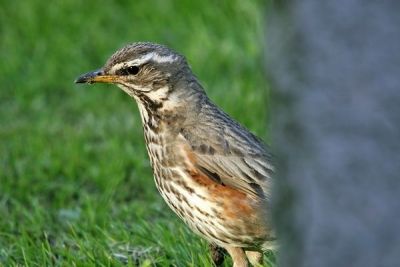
(117, 65), (140, 76)
(126, 65), (140, 75)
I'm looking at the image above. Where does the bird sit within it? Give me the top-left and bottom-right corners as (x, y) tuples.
(75, 42), (275, 267)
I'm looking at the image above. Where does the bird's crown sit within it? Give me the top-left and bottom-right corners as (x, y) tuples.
(104, 42), (185, 73)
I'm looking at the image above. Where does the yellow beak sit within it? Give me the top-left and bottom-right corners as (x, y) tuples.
(74, 69), (119, 84)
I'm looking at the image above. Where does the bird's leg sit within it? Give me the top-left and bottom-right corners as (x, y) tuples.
(209, 243), (226, 266)
(224, 246), (248, 267)
(245, 250), (263, 266)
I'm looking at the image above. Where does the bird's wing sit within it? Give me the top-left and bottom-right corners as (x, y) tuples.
(179, 125), (274, 200)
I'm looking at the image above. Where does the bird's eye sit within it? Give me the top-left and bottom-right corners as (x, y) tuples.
(117, 65), (140, 76)
(126, 65), (140, 75)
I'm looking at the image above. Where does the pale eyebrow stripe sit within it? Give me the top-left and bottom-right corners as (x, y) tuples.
(150, 53), (178, 63)
(110, 52), (178, 73)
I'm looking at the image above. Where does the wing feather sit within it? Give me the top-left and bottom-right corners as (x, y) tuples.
(180, 124), (274, 200)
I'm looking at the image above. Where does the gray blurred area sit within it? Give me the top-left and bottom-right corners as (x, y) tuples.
(267, 1), (400, 267)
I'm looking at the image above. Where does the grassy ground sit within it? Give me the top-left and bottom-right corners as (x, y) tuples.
(0, 0), (272, 266)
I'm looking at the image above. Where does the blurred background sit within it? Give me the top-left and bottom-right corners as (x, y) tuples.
(268, 1), (400, 267)
(0, 0), (271, 266)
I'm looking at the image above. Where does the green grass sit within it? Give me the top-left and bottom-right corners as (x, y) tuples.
(0, 0), (272, 266)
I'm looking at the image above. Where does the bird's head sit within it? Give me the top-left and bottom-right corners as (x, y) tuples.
(75, 42), (203, 109)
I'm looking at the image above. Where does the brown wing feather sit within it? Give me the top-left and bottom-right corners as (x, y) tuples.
(178, 99), (274, 200)
(179, 132), (273, 200)
(194, 153), (272, 199)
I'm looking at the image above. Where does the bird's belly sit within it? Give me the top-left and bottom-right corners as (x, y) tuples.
(153, 166), (268, 248)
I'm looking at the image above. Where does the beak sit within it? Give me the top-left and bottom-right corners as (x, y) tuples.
(74, 69), (118, 84)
